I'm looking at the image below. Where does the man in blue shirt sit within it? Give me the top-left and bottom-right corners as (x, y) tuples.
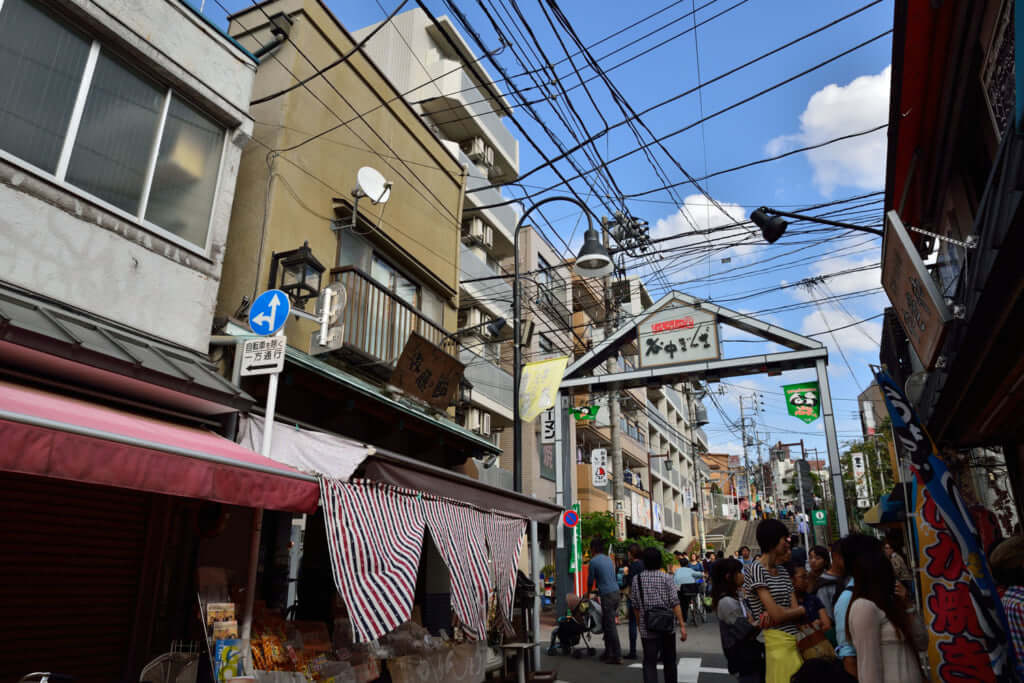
(588, 538), (622, 664)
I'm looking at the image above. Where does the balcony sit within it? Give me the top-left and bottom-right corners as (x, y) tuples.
(422, 59), (518, 181)
(463, 155), (521, 251)
(331, 267), (455, 367)
(459, 243), (512, 320)
(460, 347), (513, 415)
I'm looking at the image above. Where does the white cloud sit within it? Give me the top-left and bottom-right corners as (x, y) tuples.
(799, 304), (881, 354)
(767, 66), (891, 195)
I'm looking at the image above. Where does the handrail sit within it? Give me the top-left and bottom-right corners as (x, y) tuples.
(331, 266), (449, 339)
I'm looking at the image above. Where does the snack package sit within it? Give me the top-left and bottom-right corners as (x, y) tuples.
(207, 602), (236, 625)
(213, 620), (239, 640)
(214, 639), (244, 681)
(262, 634), (288, 671)
(250, 637), (268, 671)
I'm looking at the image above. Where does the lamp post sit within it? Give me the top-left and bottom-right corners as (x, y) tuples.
(512, 197), (606, 493)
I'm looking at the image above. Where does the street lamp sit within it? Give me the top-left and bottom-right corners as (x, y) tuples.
(751, 207), (885, 244)
(512, 196), (605, 492)
(269, 241), (325, 307)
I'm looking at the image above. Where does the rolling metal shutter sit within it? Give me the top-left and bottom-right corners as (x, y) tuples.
(0, 471), (150, 682)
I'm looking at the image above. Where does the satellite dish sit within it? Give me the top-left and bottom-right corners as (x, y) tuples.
(354, 166), (391, 205)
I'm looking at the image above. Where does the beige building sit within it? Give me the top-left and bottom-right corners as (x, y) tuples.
(220, 0), (497, 466)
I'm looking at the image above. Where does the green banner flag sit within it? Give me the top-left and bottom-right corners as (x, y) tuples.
(783, 381), (821, 424)
(568, 503), (582, 573)
(570, 405), (600, 421)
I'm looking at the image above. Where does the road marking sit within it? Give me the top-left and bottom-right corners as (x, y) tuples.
(627, 658), (710, 682)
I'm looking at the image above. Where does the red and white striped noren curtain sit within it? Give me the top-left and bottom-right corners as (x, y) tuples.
(320, 478), (528, 642)
(423, 499), (491, 639)
(486, 514), (526, 622)
(320, 478), (426, 643)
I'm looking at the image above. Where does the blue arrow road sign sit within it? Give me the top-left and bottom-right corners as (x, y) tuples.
(249, 289), (290, 336)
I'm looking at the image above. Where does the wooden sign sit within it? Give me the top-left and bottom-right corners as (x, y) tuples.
(389, 331), (464, 410)
(881, 211), (952, 369)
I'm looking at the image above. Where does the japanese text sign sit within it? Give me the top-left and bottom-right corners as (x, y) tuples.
(241, 336), (287, 376)
(389, 331), (464, 410)
(875, 370), (1009, 680)
(518, 356), (569, 421)
(851, 451), (870, 507)
(637, 303), (720, 368)
(539, 406), (556, 482)
(881, 210), (952, 369)
(783, 381), (821, 423)
(591, 448), (608, 487)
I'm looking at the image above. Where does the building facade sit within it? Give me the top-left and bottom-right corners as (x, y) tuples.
(0, 0), (267, 676)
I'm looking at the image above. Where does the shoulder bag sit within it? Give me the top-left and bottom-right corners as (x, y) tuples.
(636, 572), (675, 634)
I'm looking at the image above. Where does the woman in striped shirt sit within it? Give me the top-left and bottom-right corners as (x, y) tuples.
(742, 519), (806, 683)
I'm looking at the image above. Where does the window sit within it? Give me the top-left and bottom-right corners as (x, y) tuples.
(371, 255), (419, 306)
(0, 0), (225, 249)
(537, 255), (551, 285)
(537, 333), (556, 354)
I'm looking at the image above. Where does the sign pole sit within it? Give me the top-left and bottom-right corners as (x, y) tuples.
(816, 358), (849, 536)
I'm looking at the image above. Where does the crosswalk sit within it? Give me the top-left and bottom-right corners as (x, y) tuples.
(627, 658), (730, 682)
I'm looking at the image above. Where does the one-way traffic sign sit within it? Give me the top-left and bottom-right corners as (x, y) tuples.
(241, 336), (286, 376)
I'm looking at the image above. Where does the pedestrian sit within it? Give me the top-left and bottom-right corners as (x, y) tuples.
(712, 557), (765, 683)
(815, 540), (846, 625)
(739, 545), (752, 566)
(882, 540), (913, 596)
(845, 535), (927, 682)
(789, 564), (830, 630)
(797, 512), (809, 538)
(632, 547), (687, 683)
(743, 519), (804, 682)
(789, 535), (807, 570)
(755, 500), (763, 521)
(989, 535), (1024, 681)
(833, 534), (870, 677)
(587, 537), (623, 664)
(673, 553), (701, 623)
(624, 543), (645, 660)
(807, 545), (830, 586)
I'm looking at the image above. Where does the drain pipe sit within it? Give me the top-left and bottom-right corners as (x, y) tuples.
(251, 13), (293, 61)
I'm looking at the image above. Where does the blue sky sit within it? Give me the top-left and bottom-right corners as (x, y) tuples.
(209, 0), (895, 474)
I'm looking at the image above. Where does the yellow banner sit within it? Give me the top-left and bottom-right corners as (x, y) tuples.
(518, 357), (569, 422)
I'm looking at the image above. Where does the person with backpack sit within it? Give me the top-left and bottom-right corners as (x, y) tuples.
(815, 540), (847, 624)
(712, 557), (765, 682)
(631, 547), (687, 683)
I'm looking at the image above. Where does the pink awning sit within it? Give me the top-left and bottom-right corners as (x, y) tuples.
(0, 380), (319, 512)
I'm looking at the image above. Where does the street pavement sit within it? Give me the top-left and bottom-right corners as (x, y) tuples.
(538, 615), (734, 683)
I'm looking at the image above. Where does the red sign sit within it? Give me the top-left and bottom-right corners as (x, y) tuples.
(651, 317), (695, 333)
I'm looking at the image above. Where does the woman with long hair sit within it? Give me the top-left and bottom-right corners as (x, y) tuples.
(712, 558), (764, 682)
(743, 519), (805, 683)
(845, 536), (927, 682)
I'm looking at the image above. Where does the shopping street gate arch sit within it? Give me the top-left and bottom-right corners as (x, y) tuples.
(560, 290), (849, 536)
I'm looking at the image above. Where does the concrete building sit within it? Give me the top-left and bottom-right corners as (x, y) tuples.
(221, 0), (498, 466)
(0, 0), (262, 674)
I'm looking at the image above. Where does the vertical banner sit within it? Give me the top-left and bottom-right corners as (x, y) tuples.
(652, 502), (664, 533)
(539, 406), (556, 481)
(591, 448), (609, 487)
(851, 451), (870, 508)
(568, 502), (582, 574)
(518, 357), (569, 421)
(782, 381), (821, 423)
(875, 370), (1010, 680)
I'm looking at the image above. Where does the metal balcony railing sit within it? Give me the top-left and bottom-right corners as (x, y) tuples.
(331, 267), (456, 365)
(460, 348), (513, 408)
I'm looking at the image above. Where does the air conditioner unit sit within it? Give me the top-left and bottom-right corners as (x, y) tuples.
(463, 216), (485, 245)
(482, 225), (494, 248)
(480, 412), (492, 436)
(466, 137), (494, 167)
(466, 407), (481, 432)
(465, 307), (483, 328)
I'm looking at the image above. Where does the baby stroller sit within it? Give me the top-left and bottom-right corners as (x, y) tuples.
(547, 594), (602, 658)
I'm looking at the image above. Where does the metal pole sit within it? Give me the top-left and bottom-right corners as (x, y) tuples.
(816, 358), (850, 536)
(687, 387), (706, 551)
(554, 391), (572, 619)
(530, 519), (542, 669)
(513, 196), (595, 494)
(740, 398), (750, 514)
(513, 221), (523, 493)
(603, 219), (626, 541)
(798, 440), (810, 552)
(242, 332), (282, 641)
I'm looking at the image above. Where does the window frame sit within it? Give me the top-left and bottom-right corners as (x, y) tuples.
(0, 0), (229, 257)
(537, 333), (556, 354)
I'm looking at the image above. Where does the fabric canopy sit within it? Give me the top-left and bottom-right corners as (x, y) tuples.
(0, 379), (319, 512)
(238, 415), (366, 481)
(424, 500), (491, 639)
(363, 453), (562, 523)
(486, 514), (526, 622)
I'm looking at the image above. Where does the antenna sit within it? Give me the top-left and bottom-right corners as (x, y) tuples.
(332, 166), (392, 234)
(354, 166), (391, 204)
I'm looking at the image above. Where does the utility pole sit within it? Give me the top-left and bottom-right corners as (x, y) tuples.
(740, 398), (750, 515)
(602, 217), (626, 541)
(685, 383), (707, 551)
